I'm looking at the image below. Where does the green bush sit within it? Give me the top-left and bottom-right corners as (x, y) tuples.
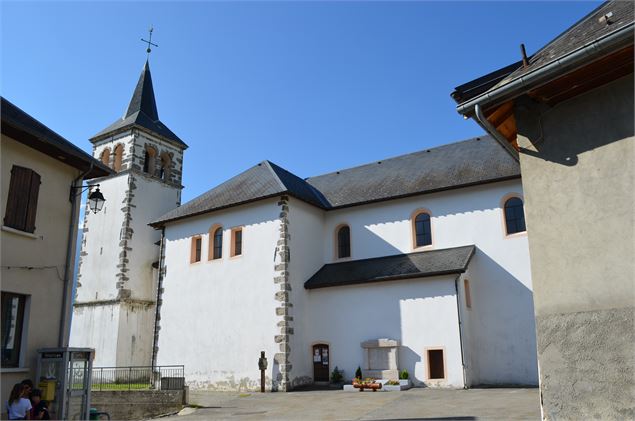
(355, 366), (363, 379)
(330, 366), (343, 383)
(399, 369), (409, 380)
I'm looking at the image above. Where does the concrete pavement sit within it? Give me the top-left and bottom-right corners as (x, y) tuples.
(156, 387), (540, 420)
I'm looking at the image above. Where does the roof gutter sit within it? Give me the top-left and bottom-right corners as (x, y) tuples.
(456, 23), (634, 117)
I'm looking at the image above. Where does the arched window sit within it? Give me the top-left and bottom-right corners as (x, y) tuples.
(159, 152), (171, 181)
(100, 148), (111, 167)
(113, 144), (123, 172)
(143, 146), (157, 175)
(209, 226), (223, 260)
(504, 197), (526, 235)
(336, 225), (351, 259)
(413, 211), (432, 248)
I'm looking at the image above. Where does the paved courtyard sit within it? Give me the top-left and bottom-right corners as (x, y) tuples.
(159, 387), (540, 420)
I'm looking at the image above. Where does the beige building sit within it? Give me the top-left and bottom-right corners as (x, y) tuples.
(1, 97), (111, 409)
(453, 2), (634, 419)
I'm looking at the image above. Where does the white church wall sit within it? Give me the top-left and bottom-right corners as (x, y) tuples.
(156, 199), (282, 390)
(126, 174), (181, 300)
(115, 302), (156, 367)
(305, 276), (465, 388)
(320, 179), (537, 385)
(286, 198), (326, 387)
(71, 304), (121, 367)
(75, 173), (129, 302)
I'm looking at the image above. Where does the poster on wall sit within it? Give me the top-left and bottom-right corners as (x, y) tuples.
(313, 349), (321, 363)
(322, 349), (329, 366)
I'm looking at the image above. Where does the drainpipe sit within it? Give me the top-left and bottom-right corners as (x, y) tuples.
(454, 275), (468, 389)
(151, 227), (166, 369)
(60, 162), (93, 347)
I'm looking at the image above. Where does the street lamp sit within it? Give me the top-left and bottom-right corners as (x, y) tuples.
(70, 184), (106, 214)
(87, 187), (106, 214)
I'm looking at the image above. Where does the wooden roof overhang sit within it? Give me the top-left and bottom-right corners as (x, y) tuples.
(479, 44), (634, 152)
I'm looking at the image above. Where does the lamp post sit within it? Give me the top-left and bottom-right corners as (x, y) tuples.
(70, 184), (106, 214)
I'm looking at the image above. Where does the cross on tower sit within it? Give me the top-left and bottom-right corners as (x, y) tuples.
(141, 26), (158, 56)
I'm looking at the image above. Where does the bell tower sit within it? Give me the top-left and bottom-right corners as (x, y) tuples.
(70, 59), (187, 367)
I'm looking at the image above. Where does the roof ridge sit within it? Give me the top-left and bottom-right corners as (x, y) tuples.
(261, 160), (289, 192)
(306, 135), (489, 180)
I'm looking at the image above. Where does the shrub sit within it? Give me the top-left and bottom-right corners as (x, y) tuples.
(386, 380), (400, 385)
(331, 366), (343, 383)
(355, 366), (363, 379)
(399, 369), (409, 380)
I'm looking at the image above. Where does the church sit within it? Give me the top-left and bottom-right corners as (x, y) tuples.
(71, 58), (539, 391)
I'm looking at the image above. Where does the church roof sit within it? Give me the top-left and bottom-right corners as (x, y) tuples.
(91, 61), (188, 149)
(151, 135), (519, 227)
(304, 245), (475, 289)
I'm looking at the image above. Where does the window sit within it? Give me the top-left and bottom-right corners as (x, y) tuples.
(143, 147), (157, 176)
(210, 226), (223, 260)
(231, 228), (242, 257)
(113, 144), (123, 172)
(464, 279), (472, 309)
(336, 225), (351, 258)
(1, 292), (26, 368)
(159, 153), (171, 181)
(414, 211), (432, 248)
(427, 349), (445, 380)
(190, 236), (202, 263)
(504, 197), (526, 235)
(100, 148), (111, 167)
(3, 166), (41, 233)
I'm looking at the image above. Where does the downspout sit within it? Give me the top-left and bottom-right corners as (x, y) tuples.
(460, 23), (634, 162)
(454, 275), (468, 389)
(151, 227), (166, 370)
(60, 161), (93, 347)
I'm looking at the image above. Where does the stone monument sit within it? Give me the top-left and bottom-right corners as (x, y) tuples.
(361, 338), (399, 379)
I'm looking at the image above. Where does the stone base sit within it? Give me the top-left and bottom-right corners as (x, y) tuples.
(363, 369), (398, 380)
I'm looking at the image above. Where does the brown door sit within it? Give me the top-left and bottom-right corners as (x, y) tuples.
(312, 344), (329, 382)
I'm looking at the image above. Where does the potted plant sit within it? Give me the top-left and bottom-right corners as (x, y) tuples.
(330, 366), (344, 386)
(399, 369), (410, 386)
(352, 377), (382, 392)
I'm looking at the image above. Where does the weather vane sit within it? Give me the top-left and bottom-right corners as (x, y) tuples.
(141, 26), (158, 57)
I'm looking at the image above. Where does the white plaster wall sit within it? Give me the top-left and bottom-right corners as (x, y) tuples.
(74, 173), (128, 301)
(70, 304), (120, 367)
(115, 303), (156, 367)
(126, 174), (180, 300)
(157, 199), (282, 390)
(286, 199), (326, 386)
(295, 179), (536, 386)
(305, 276), (464, 387)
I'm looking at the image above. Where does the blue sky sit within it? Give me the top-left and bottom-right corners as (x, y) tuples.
(2, 1), (600, 202)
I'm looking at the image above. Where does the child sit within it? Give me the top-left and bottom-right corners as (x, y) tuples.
(6, 383), (31, 420)
(29, 389), (49, 420)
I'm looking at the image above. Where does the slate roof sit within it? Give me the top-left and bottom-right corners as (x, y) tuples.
(498, 1), (634, 85)
(151, 135), (519, 226)
(91, 60), (188, 149)
(1, 97), (113, 179)
(304, 245), (475, 289)
(152, 160), (328, 224)
(305, 135), (518, 208)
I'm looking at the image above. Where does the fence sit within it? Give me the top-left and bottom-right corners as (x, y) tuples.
(90, 365), (185, 391)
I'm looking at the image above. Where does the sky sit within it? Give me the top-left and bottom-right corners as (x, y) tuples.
(2, 0), (601, 203)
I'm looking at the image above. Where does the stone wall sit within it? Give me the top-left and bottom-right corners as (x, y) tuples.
(90, 390), (185, 420)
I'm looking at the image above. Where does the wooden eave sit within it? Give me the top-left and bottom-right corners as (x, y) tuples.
(482, 44), (634, 151)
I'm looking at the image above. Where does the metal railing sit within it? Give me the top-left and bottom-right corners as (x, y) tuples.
(90, 365), (185, 391)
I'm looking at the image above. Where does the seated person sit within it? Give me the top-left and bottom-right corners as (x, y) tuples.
(29, 389), (49, 420)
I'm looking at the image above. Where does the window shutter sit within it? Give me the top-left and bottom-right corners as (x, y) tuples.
(24, 170), (41, 233)
(4, 166), (31, 230)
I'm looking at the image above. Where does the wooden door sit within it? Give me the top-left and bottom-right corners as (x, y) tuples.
(312, 344), (329, 382)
